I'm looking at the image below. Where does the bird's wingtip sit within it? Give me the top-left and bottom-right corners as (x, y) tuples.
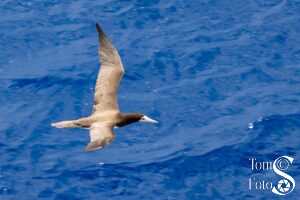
(96, 23), (100, 30)
(95, 23), (103, 34)
(85, 142), (104, 152)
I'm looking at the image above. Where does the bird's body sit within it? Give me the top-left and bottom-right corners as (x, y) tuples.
(52, 23), (158, 152)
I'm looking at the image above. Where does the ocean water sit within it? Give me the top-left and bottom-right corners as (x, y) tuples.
(1, 0), (300, 199)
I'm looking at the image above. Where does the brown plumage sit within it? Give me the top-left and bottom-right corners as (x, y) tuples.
(51, 23), (158, 152)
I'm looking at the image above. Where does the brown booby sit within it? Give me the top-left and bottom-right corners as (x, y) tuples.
(51, 23), (158, 152)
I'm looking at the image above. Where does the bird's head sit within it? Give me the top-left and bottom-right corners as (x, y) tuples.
(117, 113), (158, 127)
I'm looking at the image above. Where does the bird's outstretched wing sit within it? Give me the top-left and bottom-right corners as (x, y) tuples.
(85, 123), (115, 152)
(93, 23), (124, 114)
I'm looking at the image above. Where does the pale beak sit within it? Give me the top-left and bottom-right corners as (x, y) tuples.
(140, 115), (159, 124)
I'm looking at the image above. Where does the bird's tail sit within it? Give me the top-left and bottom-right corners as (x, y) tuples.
(51, 117), (92, 129)
(51, 120), (79, 128)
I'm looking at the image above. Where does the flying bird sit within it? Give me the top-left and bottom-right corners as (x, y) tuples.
(51, 23), (158, 152)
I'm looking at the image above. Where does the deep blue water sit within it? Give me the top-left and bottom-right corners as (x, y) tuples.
(1, 0), (300, 199)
